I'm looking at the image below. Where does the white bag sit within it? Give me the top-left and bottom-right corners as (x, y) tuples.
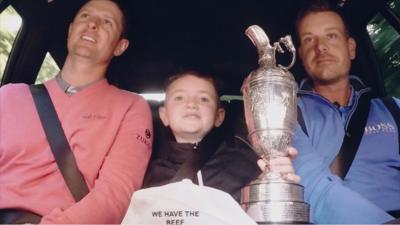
(122, 179), (256, 225)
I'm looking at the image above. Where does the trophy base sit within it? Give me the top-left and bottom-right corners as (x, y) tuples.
(242, 201), (309, 224)
(241, 179), (309, 224)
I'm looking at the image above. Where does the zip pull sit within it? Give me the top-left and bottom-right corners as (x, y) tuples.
(197, 170), (204, 186)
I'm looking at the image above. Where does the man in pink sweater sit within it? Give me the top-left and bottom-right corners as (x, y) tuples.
(0, 0), (153, 223)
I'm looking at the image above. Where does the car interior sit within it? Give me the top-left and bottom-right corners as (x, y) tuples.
(1, 0), (400, 157)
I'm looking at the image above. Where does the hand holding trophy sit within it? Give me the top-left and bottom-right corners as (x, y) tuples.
(240, 25), (309, 224)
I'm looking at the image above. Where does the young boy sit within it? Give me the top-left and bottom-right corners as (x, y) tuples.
(143, 70), (299, 201)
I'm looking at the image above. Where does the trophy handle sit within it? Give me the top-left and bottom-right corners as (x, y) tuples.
(274, 35), (296, 70)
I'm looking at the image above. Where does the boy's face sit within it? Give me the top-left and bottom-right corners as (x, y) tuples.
(159, 74), (225, 143)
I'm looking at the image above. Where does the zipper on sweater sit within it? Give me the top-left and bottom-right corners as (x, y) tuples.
(193, 143), (203, 185)
(344, 89), (370, 130)
(300, 90), (345, 126)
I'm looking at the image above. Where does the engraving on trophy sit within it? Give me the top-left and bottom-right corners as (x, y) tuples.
(240, 25), (310, 224)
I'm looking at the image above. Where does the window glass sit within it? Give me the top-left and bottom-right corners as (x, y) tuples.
(140, 93), (165, 102)
(388, 0), (400, 16)
(367, 8), (400, 97)
(35, 52), (60, 84)
(139, 93), (241, 103)
(0, 5), (22, 83)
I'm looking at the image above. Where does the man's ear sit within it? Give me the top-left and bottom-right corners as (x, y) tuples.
(67, 24), (72, 39)
(158, 106), (169, 126)
(348, 37), (357, 60)
(298, 46), (305, 63)
(113, 38), (130, 56)
(214, 108), (226, 127)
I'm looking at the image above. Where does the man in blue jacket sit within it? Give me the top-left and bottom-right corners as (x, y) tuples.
(292, 0), (400, 223)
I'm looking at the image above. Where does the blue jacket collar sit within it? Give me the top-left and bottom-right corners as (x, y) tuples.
(299, 75), (369, 93)
(299, 75), (371, 93)
(298, 75), (372, 109)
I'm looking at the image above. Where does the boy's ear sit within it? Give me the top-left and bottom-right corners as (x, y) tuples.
(158, 106), (169, 126)
(214, 108), (226, 127)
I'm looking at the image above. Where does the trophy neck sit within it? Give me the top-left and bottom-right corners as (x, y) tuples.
(244, 25), (277, 69)
(258, 47), (276, 68)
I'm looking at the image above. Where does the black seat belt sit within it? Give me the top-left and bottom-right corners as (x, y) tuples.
(30, 84), (89, 200)
(1, 85), (90, 224)
(330, 92), (372, 179)
(297, 105), (308, 137)
(381, 97), (400, 155)
(381, 97), (400, 219)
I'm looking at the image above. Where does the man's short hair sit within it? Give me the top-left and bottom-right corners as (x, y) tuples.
(75, 0), (131, 38)
(295, 0), (351, 45)
(110, 0), (130, 38)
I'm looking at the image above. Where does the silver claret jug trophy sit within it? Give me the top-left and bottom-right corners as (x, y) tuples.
(240, 25), (310, 224)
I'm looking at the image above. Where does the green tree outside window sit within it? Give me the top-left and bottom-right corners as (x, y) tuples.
(35, 52), (60, 84)
(0, 6), (22, 83)
(0, 5), (59, 85)
(367, 0), (400, 97)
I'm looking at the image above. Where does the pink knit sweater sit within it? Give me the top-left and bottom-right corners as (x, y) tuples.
(0, 78), (153, 224)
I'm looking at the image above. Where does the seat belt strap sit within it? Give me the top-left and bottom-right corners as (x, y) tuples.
(330, 92), (372, 179)
(297, 105), (308, 137)
(30, 84), (89, 201)
(381, 97), (400, 155)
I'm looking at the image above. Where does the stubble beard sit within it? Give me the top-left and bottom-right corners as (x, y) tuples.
(313, 74), (342, 86)
(309, 62), (350, 86)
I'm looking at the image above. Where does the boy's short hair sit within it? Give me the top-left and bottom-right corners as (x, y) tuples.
(163, 70), (224, 103)
(295, 0), (351, 45)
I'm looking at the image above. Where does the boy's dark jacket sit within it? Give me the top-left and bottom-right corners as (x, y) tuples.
(143, 125), (261, 202)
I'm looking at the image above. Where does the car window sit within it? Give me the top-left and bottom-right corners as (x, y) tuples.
(139, 93), (242, 102)
(35, 52), (60, 84)
(367, 0), (400, 97)
(388, 0), (400, 16)
(0, 5), (22, 83)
